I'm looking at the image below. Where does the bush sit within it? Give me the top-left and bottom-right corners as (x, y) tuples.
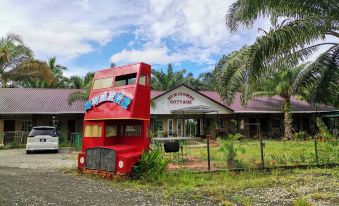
(293, 197), (312, 206)
(293, 131), (306, 141)
(132, 148), (169, 181)
(219, 133), (245, 168)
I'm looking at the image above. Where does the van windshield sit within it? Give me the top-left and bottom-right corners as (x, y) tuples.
(29, 128), (57, 137)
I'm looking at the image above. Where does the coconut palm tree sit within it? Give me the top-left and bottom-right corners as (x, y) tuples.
(224, 0), (339, 106)
(68, 72), (94, 104)
(21, 57), (68, 88)
(0, 33), (52, 87)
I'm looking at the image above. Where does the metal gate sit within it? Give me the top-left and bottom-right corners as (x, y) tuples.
(86, 148), (116, 171)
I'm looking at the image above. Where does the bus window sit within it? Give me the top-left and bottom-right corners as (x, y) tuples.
(125, 125), (141, 136)
(114, 73), (137, 87)
(106, 125), (117, 137)
(139, 74), (147, 86)
(93, 77), (113, 89)
(84, 125), (102, 137)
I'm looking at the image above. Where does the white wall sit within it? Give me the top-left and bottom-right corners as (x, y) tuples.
(151, 86), (232, 114)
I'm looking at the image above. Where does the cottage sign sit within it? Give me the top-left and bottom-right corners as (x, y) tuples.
(168, 92), (194, 104)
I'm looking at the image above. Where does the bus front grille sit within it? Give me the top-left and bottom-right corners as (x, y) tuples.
(86, 148), (116, 172)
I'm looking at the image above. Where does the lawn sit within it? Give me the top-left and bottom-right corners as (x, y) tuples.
(184, 139), (339, 169)
(107, 140), (339, 205)
(111, 168), (339, 205)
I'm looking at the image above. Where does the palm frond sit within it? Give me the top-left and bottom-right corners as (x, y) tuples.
(68, 91), (88, 105)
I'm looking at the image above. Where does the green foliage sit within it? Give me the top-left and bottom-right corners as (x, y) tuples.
(0, 33), (53, 87)
(316, 117), (334, 140)
(223, 0), (339, 107)
(132, 148), (169, 181)
(293, 131), (307, 141)
(293, 197), (312, 206)
(219, 134), (245, 163)
(151, 63), (216, 91)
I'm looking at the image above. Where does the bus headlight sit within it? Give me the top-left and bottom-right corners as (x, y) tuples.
(118, 160), (124, 168)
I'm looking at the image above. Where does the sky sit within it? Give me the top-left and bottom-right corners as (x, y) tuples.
(0, 0), (271, 77)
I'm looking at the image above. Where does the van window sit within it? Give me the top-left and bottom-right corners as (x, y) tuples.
(84, 125), (102, 137)
(29, 128), (57, 137)
(114, 73), (136, 87)
(93, 77), (113, 89)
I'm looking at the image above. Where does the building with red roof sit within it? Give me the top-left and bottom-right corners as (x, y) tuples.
(0, 85), (337, 143)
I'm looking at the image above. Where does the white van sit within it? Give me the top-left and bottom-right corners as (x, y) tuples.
(26, 126), (59, 154)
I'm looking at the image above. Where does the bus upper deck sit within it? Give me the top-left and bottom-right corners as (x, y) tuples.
(84, 62), (151, 121)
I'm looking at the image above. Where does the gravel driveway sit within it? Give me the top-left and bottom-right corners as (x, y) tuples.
(0, 149), (213, 206)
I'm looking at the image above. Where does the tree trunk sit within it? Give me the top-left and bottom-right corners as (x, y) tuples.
(283, 98), (293, 140)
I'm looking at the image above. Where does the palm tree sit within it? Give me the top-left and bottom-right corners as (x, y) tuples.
(68, 72), (94, 104)
(21, 57), (68, 88)
(215, 50), (308, 139)
(224, 0), (339, 106)
(0, 33), (52, 87)
(252, 66), (307, 140)
(151, 63), (187, 90)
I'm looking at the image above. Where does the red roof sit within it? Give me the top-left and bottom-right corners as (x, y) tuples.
(0, 88), (84, 114)
(0, 88), (336, 114)
(154, 90), (336, 113)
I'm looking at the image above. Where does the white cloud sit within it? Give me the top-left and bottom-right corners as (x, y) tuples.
(0, 0), (143, 63)
(111, 0), (271, 66)
(111, 46), (191, 65)
(1, 0), (271, 71)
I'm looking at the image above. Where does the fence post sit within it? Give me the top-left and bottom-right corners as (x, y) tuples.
(259, 126), (265, 168)
(207, 134), (211, 171)
(314, 136), (319, 164)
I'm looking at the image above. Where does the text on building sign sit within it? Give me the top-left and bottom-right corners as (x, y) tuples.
(168, 92), (194, 104)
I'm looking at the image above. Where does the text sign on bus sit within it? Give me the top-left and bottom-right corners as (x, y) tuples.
(85, 91), (133, 111)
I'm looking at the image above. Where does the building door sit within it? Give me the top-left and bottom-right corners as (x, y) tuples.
(68, 119), (76, 141)
(249, 118), (257, 138)
(4, 120), (15, 132)
(260, 118), (269, 137)
(3, 120), (15, 144)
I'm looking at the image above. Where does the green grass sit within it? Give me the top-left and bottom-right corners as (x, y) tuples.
(186, 140), (339, 168)
(111, 167), (339, 205)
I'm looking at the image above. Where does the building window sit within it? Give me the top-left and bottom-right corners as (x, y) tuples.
(168, 119), (173, 136)
(106, 125), (117, 137)
(21, 120), (32, 132)
(177, 119), (182, 136)
(93, 77), (113, 89)
(84, 125), (102, 137)
(125, 125), (141, 136)
(156, 120), (163, 132)
(218, 119), (224, 129)
(272, 119), (281, 128)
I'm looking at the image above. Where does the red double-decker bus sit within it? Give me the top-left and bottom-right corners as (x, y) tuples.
(77, 62), (151, 174)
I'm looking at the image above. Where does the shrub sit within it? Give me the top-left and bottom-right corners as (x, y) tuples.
(293, 197), (312, 206)
(316, 117), (334, 141)
(132, 148), (169, 181)
(293, 131), (306, 141)
(219, 134), (245, 168)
